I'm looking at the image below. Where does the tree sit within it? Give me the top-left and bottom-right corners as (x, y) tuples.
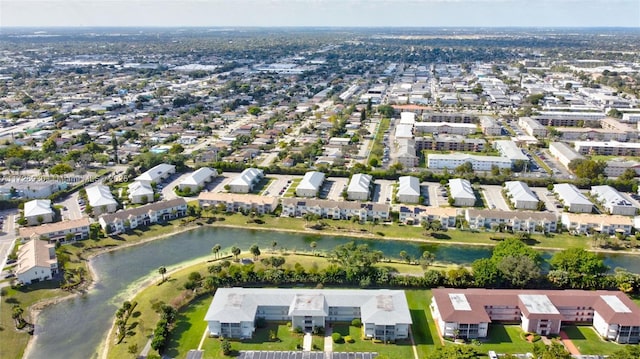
(399, 250), (409, 263)
(472, 258), (500, 287)
(532, 342), (571, 359)
(249, 244), (261, 260)
(158, 266), (167, 282)
(420, 250), (435, 269)
(42, 138), (57, 154)
(455, 161), (474, 175)
(49, 163), (73, 175)
(169, 143), (184, 154)
(221, 338), (232, 356)
(212, 244), (221, 259)
(11, 305), (24, 327)
(549, 248), (608, 277)
(568, 158), (606, 179)
(608, 345), (640, 359)
(491, 238), (542, 264)
(271, 241), (277, 252)
(231, 246), (241, 261)
(497, 255), (540, 288)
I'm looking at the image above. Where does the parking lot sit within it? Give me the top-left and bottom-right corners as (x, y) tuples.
(371, 180), (394, 204)
(263, 177), (291, 197)
(481, 185), (510, 211)
(322, 177), (348, 201)
(530, 187), (562, 215)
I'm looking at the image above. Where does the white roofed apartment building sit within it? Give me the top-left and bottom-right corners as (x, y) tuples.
(86, 184), (118, 215)
(396, 138), (418, 168)
(135, 163), (176, 184)
(553, 183), (594, 213)
(228, 168), (264, 194)
(296, 171), (325, 198)
(23, 199), (54, 226)
(396, 176), (421, 204)
(504, 181), (540, 210)
(428, 153), (512, 171)
(205, 288), (412, 341)
(493, 140), (529, 163)
(198, 192), (278, 215)
(448, 179), (476, 207)
(19, 218), (91, 243)
(178, 167), (217, 193)
(414, 122), (477, 136)
(281, 198), (390, 222)
(590, 185), (638, 216)
(562, 213), (634, 236)
(465, 209), (557, 234)
(347, 173), (373, 201)
(518, 117), (548, 138)
(549, 142), (584, 169)
(128, 181), (155, 204)
(479, 116), (502, 136)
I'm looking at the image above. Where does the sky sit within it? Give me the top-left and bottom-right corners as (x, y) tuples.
(1, 0), (639, 28)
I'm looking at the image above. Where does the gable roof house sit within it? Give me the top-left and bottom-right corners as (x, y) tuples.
(128, 181), (155, 204)
(504, 181), (540, 210)
(135, 163), (176, 184)
(15, 239), (58, 285)
(86, 184), (118, 215)
(448, 179), (476, 207)
(397, 176), (421, 204)
(296, 171), (325, 198)
(228, 168), (264, 194)
(178, 167), (217, 193)
(23, 199), (54, 226)
(590, 185), (637, 216)
(553, 183), (594, 213)
(347, 173), (373, 201)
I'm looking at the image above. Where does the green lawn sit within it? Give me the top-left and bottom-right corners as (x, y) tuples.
(0, 281), (66, 359)
(405, 289), (443, 358)
(481, 324), (533, 354)
(561, 325), (623, 355)
(331, 323), (415, 358)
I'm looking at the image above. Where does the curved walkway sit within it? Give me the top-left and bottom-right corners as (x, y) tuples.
(559, 331), (581, 356)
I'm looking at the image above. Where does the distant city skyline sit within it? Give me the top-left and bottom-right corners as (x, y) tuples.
(1, 0), (639, 28)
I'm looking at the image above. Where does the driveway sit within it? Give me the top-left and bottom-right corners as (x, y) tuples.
(481, 185), (510, 211)
(530, 187), (561, 215)
(325, 177), (348, 201)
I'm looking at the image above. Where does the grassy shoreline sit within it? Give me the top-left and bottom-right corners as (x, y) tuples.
(7, 212), (640, 359)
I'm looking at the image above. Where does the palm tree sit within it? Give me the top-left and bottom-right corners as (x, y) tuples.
(249, 244), (261, 260)
(158, 266), (167, 283)
(231, 246), (241, 261)
(271, 241), (278, 253)
(212, 244), (221, 259)
(12, 305), (24, 327)
(310, 241), (317, 255)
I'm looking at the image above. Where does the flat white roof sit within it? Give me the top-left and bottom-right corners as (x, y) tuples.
(449, 293), (472, 311)
(601, 295), (632, 313)
(519, 294), (560, 314)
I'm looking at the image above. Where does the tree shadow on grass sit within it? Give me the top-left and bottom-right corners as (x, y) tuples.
(164, 313), (193, 358)
(410, 309), (434, 346)
(431, 233), (451, 240)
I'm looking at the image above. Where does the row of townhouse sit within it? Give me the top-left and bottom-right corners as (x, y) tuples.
(98, 198), (187, 234)
(415, 135), (486, 152)
(397, 206), (459, 227)
(465, 208), (558, 233)
(575, 141), (640, 157)
(197, 192), (279, 214)
(281, 198), (390, 222)
(19, 218), (91, 243)
(561, 213), (634, 236)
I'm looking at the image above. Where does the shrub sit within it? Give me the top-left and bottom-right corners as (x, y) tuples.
(221, 338), (232, 356)
(351, 318), (362, 327)
(345, 335), (355, 343)
(332, 332), (343, 343)
(532, 333), (542, 342)
(372, 339), (383, 344)
(293, 326), (303, 334)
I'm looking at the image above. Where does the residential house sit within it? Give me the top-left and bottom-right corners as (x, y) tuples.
(15, 239), (58, 285)
(553, 183), (593, 213)
(347, 173), (373, 201)
(561, 213), (634, 235)
(465, 209), (557, 233)
(179, 167), (217, 193)
(504, 181), (540, 210)
(23, 199), (54, 226)
(281, 198), (389, 222)
(128, 181), (155, 204)
(198, 192), (278, 215)
(296, 171), (325, 198)
(448, 179), (476, 207)
(98, 198), (188, 234)
(228, 168), (264, 194)
(86, 184), (118, 215)
(135, 163), (176, 184)
(19, 218), (91, 243)
(590, 185), (637, 216)
(397, 176), (420, 204)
